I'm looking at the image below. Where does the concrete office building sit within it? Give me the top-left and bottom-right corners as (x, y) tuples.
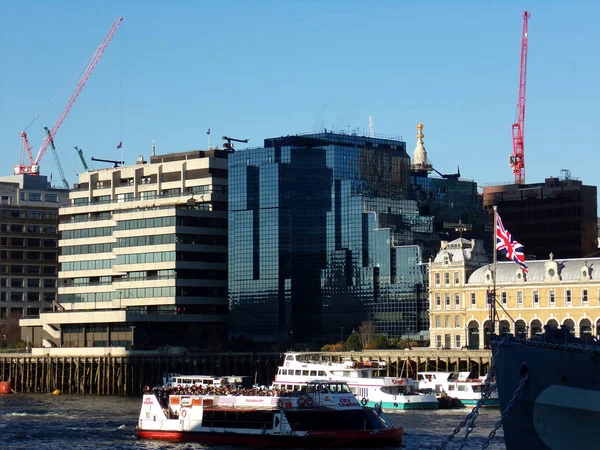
(0, 174), (68, 344)
(20, 150), (228, 348)
(483, 173), (598, 260)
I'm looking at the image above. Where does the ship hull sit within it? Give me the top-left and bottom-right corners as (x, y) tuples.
(136, 428), (403, 448)
(367, 400), (438, 410)
(494, 339), (600, 450)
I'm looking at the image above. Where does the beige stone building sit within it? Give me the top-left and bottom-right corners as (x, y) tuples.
(429, 238), (600, 349)
(21, 150), (229, 348)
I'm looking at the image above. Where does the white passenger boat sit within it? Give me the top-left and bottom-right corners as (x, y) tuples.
(415, 371), (499, 408)
(272, 352), (438, 410)
(136, 379), (404, 447)
(162, 373), (253, 389)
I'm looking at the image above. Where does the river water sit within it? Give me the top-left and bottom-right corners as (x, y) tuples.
(0, 394), (505, 449)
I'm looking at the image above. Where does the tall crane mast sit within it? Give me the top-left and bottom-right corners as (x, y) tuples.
(14, 17), (123, 176)
(75, 146), (89, 171)
(509, 11), (530, 185)
(44, 127), (69, 189)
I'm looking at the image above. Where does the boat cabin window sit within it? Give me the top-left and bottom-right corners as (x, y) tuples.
(286, 355), (294, 361)
(318, 371), (326, 376)
(458, 385), (468, 392)
(295, 370), (301, 375)
(448, 385), (455, 391)
(310, 370), (317, 376)
(302, 370), (309, 376)
(472, 385), (482, 393)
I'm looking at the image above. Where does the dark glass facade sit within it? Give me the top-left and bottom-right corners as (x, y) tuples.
(229, 132), (486, 345)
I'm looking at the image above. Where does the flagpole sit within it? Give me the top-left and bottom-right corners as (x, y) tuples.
(492, 205), (498, 337)
(207, 129), (211, 150)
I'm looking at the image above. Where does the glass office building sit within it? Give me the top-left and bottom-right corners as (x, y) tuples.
(229, 131), (485, 345)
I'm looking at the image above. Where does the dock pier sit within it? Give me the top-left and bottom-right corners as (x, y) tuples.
(0, 348), (491, 395)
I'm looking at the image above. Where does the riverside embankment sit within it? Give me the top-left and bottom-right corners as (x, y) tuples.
(0, 347), (492, 395)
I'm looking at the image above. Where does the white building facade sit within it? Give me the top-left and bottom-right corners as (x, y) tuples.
(21, 150), (229, 349)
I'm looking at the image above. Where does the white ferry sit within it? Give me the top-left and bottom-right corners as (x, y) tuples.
(272, 352), (438, 410)
(162, 373), (253, 389)
(137, 379), (404, 447)
(415, 371), (499, 408)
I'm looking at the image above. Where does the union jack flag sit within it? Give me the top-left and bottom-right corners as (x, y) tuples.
(496, 213), (528, 273)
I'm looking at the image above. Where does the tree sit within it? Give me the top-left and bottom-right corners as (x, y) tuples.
(358, 321), (375, 348)
(344, 332), (362, 351)
(373, 334), (389, 349)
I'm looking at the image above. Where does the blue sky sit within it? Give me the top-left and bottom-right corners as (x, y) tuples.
(0, 1), (598, 191)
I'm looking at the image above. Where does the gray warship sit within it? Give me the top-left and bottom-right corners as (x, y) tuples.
(493, 326), (600, 449)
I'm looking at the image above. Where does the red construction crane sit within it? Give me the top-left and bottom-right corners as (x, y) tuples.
(509, 11), (530, 185)
(14, 17), (123, 176)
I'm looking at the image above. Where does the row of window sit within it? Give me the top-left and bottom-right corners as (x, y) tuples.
(0, 292), (55, 302)
(115, 234), (175, 248)
(433, 271), (461, 287)
(433, 314), (463, 329)
(0, 237), (57, 247)
(18, 192), (58, 203)
(63, 323), (132, 334)
(0, 224), (57, 234)
(0, 278), (56, 288)
(61, 243), (113, 256)
(0, 265), (56, 275)
(1, 209), (57, 220)
(0, 250), (56, 261)
(61, 226), (113, 240)
(434, 288), (599, 309)
(61, 259), (113, 272)
(0, 306), (51, 319)
(115, 252), (176, 265)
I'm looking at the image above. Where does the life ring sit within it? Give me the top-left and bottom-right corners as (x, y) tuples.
(297, 397), (306, 407)
(181, 409), (187, 418)
(397, 379), (405, 386)
(285, 362), (289, 367)
(305, 396), (314, 406)
(393, 402), (398, 407)
(360, 398), (368, 406)
(391, 379), (397, 384)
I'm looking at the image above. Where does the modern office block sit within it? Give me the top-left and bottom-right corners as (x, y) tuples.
(0, 175), (68, 344)
(20, 150), (228, 348)
(229, 129), (484, 345)
(483, 174), (598, 260)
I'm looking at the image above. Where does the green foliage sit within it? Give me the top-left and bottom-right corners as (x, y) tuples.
(373, 335), (389, 349)
(344, 332), (362, 351)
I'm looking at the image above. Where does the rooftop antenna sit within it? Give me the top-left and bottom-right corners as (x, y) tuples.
(152, 139), (156, 157)
(369, 116), (375, 138)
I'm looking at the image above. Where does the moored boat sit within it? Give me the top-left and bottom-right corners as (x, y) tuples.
(415, 371), (499, 408)
(272, 352), (438, 410)
(136, 379), (403, 448)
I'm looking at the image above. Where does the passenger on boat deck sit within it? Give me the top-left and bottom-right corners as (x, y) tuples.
(144, 384), (296, 399)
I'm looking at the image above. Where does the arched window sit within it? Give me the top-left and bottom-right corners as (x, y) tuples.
(515, 320), (527, 338)
(546, 319), (558, 329)
(580, 318), (592, 341)
(530, 319), (542, 337)
(483, 320), (492, 348)
(562, 318), (575, 334)
(499, 320), (511, 335)
(468, 320), (479, 350)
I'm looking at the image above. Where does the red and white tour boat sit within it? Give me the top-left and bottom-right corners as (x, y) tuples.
(136, 379), (403, 448)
